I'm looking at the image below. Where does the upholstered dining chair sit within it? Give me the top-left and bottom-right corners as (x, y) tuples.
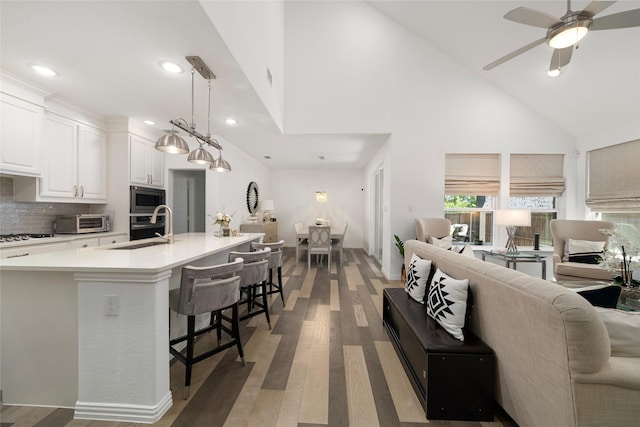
(294, 222), (308, 264)
(332, 222), (348, 265)
(228, 248), (272, 328)
(251, 240), (286, 306)
(308, 225), (332, 270)
(169, 258), (244, 399)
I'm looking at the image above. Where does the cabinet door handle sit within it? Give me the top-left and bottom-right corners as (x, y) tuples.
(8, 252), (29, 258)
(80, 186), (84, 198)
(72, 185), (77, 197)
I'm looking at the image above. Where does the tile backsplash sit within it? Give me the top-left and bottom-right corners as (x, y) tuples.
(0, 177), (92, 234)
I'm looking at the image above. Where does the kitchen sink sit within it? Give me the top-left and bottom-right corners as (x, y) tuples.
(108, 241), (168, 250)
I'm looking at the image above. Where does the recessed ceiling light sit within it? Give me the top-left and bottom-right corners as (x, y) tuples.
(143, 120), (156, 125)
(225, 118), (238, 125)
(159, 61), (183, 74)
(29, 64), (57, 77)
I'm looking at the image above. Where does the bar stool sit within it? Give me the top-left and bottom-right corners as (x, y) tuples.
(228, 247), (272, 329)
(169, 258), (244, 399)
(251, 240), (285, 306)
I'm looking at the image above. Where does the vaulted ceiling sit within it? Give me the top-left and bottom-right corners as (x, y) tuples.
(2, 1), (638, 169)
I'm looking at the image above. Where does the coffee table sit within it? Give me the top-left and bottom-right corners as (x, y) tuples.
(481, 250), (546, 279)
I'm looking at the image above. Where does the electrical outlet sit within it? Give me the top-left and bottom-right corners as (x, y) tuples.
(105, 295), (119, 316)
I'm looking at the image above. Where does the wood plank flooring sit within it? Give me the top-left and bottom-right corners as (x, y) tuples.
(0, 248), (517, 427)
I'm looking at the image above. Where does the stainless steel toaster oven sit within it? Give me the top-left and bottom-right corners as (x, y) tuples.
(55, 214), (111, 234)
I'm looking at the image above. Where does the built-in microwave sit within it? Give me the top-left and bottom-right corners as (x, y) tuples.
(130, 186), (165, 214)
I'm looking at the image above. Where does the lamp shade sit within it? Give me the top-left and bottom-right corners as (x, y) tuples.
(155, 131), (189, 154)
(494, 209), (531, 227)
(262, 200), (274, 211)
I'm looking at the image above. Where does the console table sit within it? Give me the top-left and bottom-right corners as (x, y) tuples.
(239, 222), (277, 243)
(481, 250), (546, 279)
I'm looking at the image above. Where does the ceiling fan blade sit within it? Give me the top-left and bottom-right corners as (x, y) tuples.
(591, 8), (640, 30)
(582, 1), (617, 17)
(504, 7), (562, 28)
(549, 47), (573, 71)
(483, 38), (546, 70)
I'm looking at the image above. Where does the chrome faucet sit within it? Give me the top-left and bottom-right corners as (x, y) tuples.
(151, 204), (174, 244)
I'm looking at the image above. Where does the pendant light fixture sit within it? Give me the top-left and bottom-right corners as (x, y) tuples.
(155, 56), (230, 172)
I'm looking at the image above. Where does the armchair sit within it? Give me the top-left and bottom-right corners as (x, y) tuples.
(550, 219), (616, 281)
(415, 218), (452, 242)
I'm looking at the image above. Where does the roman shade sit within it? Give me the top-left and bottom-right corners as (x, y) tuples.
(586, 139), (640, 211)
(510, 154), (566, 196)
(445, 154), (500, 195)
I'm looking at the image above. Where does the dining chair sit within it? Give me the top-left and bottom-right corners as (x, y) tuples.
(294, 222), (309, 264)
(169, 258), (244, 399)
(251, 240), (286, 306)
(308, 225), (332, 270)
(332, 222), (348, 265)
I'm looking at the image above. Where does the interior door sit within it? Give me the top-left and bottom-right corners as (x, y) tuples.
(173, 175), (194, 234)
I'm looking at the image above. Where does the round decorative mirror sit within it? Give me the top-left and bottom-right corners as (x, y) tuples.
(246, 181), (260, 215)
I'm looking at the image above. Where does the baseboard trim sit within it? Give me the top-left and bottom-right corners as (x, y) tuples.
(74, 391), (172, 424)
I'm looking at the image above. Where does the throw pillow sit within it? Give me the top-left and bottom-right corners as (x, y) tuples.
(563, 239), (605, 264)
(428, 235), (452, 250)
(594, 307), (640, 357)
(426, 268), (469, 341)
(577, 286), (621, 309)
(405, 254), (432, 303)
(457, 244), (476, 258)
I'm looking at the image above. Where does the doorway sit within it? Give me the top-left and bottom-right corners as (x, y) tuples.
(373, 167), (384, 263)
(172, 170), (206, 234)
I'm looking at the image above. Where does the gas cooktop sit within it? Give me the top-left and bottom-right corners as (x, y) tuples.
(0, 233), (55, 243)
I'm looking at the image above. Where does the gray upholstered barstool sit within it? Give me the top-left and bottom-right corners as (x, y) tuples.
(251, 240), (286, 306)
(228, 247), (272, 329)
(169, 258), (244, 399)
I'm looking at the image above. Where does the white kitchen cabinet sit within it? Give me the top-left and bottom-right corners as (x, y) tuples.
(68, 237), (100, 249)
(0, 242), (68, 259)
(14, 114), (107, 203)
(130, 135), (164, 188)
(99, 233), (127, 246)
(0, 93), (43, 177)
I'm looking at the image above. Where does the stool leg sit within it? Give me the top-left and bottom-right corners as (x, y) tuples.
(277, 266), (285, 306)
(261, 280), (271, 329)
(214, 310), (222, 346)
(232, 303), (245, 366)
(184, 315), (195, 399)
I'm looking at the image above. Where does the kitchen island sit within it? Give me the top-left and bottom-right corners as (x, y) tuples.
(0, 232), (263, 423)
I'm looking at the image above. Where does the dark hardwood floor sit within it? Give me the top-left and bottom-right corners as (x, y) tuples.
(1, 248), (517, 427)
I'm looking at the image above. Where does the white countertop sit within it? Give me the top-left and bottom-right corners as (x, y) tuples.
(0, 232), (263, 273)
(0, 231), (126, 249)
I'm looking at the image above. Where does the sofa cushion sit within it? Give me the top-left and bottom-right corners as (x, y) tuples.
(427, 268), (469, 341)
(594, 307), (640, 357)
(405, 253), (432, 303)
(556, 261), (613, 281)
(577, 286), (622, 309)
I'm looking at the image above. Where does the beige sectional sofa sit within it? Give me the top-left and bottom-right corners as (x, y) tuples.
(404, 239), (640, 427)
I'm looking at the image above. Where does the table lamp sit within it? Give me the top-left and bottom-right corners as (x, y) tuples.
(262, 200), (274, 222)
(494, 209), (531, 254)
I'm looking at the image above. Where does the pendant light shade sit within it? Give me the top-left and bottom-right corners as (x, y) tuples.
(155, 130), (189, 154)
(210, 154), (231, 172)
(188, 144), (215, 165)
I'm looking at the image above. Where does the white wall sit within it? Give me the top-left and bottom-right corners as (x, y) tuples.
(270, 168), (364, 248)
(284, 1), (578, 279)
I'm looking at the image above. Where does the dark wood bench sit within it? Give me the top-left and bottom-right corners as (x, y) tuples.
(382, 287), (495, 421)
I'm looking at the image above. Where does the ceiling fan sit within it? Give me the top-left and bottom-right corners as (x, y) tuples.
(484, 0), (640, 74)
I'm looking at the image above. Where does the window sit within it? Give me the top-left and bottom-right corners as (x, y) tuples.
(444, 154), (500, 245)
(509, 154), (565, 247)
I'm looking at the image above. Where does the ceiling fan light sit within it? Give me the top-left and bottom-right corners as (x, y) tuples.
(547, 68), (561, 77)
(155, 131), (189, 154)
(548, 25), (589, 49)
(187, 146), (215, 165)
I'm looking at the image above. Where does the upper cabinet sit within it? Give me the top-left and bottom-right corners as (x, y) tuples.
(0, 93), (43, 177)
(14, 113), (107, 203)
(130, 135), (164, 188)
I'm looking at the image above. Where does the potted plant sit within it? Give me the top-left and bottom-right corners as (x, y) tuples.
(394, 234), (406, 282)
